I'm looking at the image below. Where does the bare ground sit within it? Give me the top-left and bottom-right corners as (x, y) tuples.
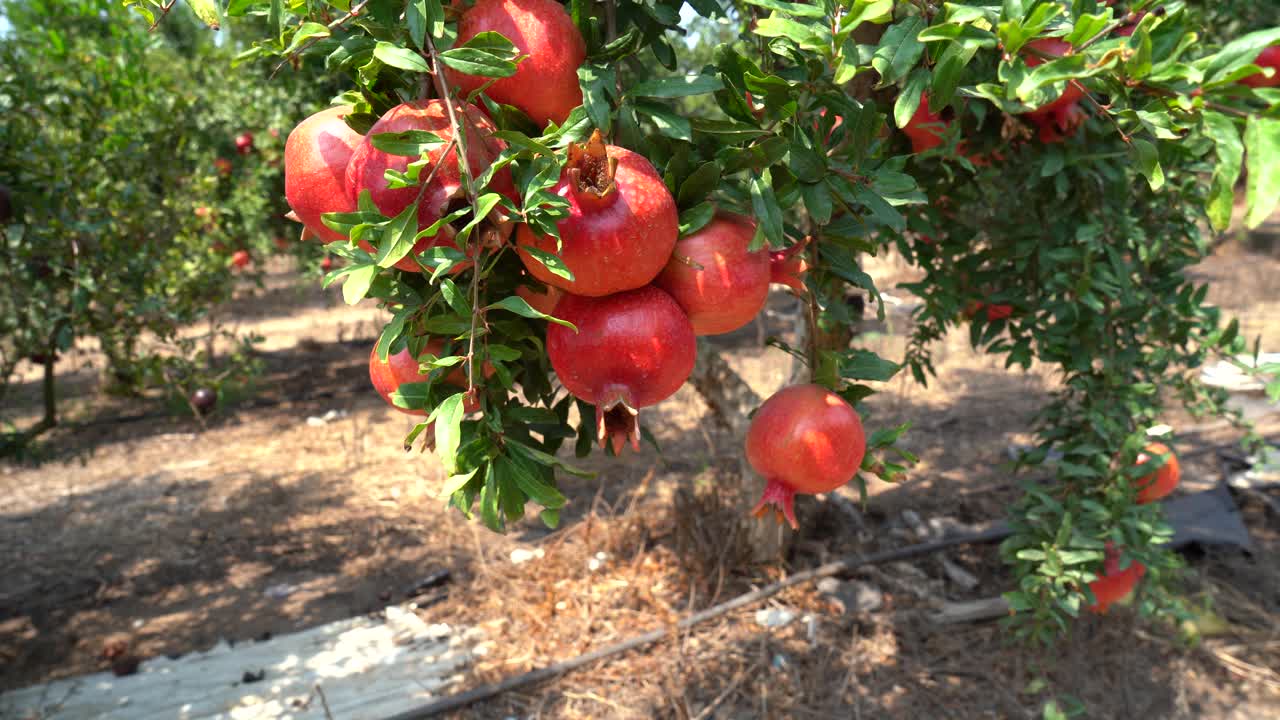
(2, 238), (1279, 718)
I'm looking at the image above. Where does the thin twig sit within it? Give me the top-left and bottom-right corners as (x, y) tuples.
(315, 682), (335, 720)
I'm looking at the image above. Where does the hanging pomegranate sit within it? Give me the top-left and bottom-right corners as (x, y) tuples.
(516, 130), (679, 297)
(368, 339), (484, 415)
(1133, 442), (1180, 504)
(285, 106), (363, 244)
(515, 277), (563, 316)
(902, 93), (949, 153)
(655, 213), (769, 336)
(746, 384), (866, 528)
(446, 0), (586, 128)
(547, 286), (696, 454)
(346, 100), (514, 271)
(1086, 542), (1145, 614)
(1021, 39), (1088, 143)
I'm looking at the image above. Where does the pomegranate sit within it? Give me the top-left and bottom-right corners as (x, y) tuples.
(235, 132), (254, 154)
(1022, 39), (1088, 143)
(1086, 543), (1145, 614)
(516, 130), (678, 297)
(745, 384), (866, 528)
(769, 241), (809, 294)
(368, 339), (484, 415)
(346, 100), (514, 271)
(655, 213), (769, 336)
(1133, 442), (1180, 504)
(1242, 46), (1280, 88)
(285, 106), (363, 244)
(984, 303), (1013, 321)
(547, 286), (696, 453)
(231, 250), (251, 268)
(447, 0), (586, 128)
(516, 277), (563, 315)
(190, 388), (216, 415)
(903, 93), (948, 153)
(214, 157), (233, 176)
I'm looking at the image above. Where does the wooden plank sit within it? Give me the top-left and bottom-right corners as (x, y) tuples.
(1, 607), (478, 720)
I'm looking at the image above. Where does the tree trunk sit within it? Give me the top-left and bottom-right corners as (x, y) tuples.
(688, 341), (792, 562)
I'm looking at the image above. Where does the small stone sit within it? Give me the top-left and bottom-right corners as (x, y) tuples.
(939, 558), (980, 591)
(817, 578), (883, 614)
(754, 607), (797, 628)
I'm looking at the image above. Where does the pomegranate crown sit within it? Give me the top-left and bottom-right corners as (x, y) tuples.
(565, 129), (619, 200)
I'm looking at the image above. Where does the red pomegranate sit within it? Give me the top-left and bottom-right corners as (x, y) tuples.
(985, 303), (1013, 321)
(346, 100), (514, 272)
(1022, 39), (1088, 143)
(235, 132), (254, 155)
(903, 93), (948, 153)
(745, 384), (866, 528)
(214, 157), (233, 177)
(547, 286), (696, 454)
(769, 241), (810, 294)
(516, 130), (678, 297)
(320, 255), (333, 272)
(285, 106), (363, 244)
(447, 0), (586, 128)
(368, 339), (484, 415)
(1086, 543), (1145, 614)
(1133, 442), (1180, 504)
(1242, 46), (1280, 88)
(515, 278), (563, 316)
(655, 213), (769, 336)
(230, 250), (251, 268)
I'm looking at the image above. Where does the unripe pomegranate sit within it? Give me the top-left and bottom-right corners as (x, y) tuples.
(285, 106), (362, 244)
(447, 0), (586, 128)
(517, 131), (678, 297)
(1086, 542), (1145, 614)
(745, 384), (866, 528)
(547, 286), (696, 454)
(235, 132), (254, 154)
(655, 213), (769, 336)
(769, 242), (809, 294)
(347, 100), (515, 271)
(903, 93), (948, 153)
(1242, 46), (1280, 88)
(1022, 39), (1088, 143)
(515, 278), (563, 315)
(231, 250), (251, 268)
(1133, 442), (1180, 504)
(368, 339), (485, 415)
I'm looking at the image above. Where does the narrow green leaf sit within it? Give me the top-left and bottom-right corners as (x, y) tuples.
(1245, 116), (1280, 229)
(486, 295), (577, 329)
(374, 42), (431, 73)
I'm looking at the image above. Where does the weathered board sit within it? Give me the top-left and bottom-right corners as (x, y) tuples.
(1, 607), (479, 720)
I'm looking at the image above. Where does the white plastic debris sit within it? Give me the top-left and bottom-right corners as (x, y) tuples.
(305, 409), (350, 426)
(509, 548), (545, 565)
(754, 607), (797, 629)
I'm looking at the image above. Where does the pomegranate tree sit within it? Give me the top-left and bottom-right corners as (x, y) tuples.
(220, 0), (1279, 647)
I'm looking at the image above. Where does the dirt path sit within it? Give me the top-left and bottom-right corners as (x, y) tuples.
(2, 246), (1279, 717)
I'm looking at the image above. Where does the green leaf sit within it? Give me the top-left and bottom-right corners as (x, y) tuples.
(282, 21), (330, 55)
(369, 129), (445, 157)
(1131, 139), (1164, 191)
(342, 263), (379, 305)
(677, 161), (723, 207)
(679, 202), (716, 237)
(894, 68), (929, 129)
(801, 182), (833, 225)
(629, 74), (724, 98)
(578, 64), (615, 133)
(754, 17), (817, 46)
(376, 203), (420, 269)
(741, 0), (825, 19)
(499, 455), (567, 509)
(439, 34), (519, 78)
(1203, 112), (1243, 233)
(749, 170), (783, 251)
(439, 278), (472, 317)
(430, 393), (466, 474)
(838, 349), (901, 382)
(486, 295), (577, 329)
(1245, 116), (1280, 230)
(519, 245), (575, 281)
(188, 0), (221, 29)
(636, 101), (692, 142)
(872, 16), (925, 86)
(374, 42), (431, 73)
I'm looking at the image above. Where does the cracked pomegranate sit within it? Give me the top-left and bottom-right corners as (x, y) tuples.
(285, 106), (362, 244)
(547, 286), (696, 454)
(447, 0), (586, 128)
(655, 213), (769, 336)
(516, 130), (678, 297)
(746, 384), (866, 528)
